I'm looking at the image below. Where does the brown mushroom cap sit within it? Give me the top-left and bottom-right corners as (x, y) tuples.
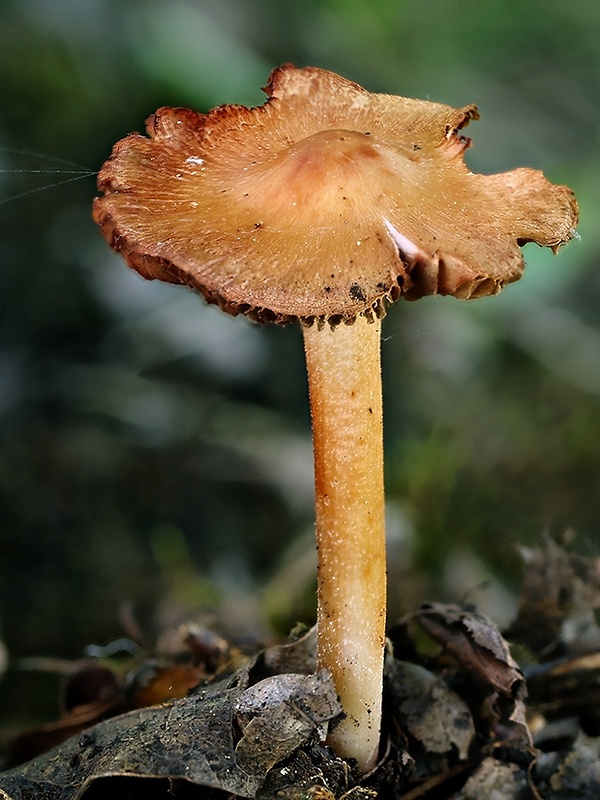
(93, 64), (578, 325)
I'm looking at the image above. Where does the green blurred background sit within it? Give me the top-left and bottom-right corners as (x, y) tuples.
(0, 0), (598, 734)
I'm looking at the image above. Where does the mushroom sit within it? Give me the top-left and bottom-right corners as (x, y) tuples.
(93, 64), (578, 772)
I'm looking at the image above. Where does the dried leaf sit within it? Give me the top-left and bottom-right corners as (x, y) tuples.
(415, 603), (525, 701)
(234, 671), (341, 779)
(386, 661), (474, 760)
(0, 669), (341, 800)
(526, 651), (600, 720)
(509, 533), (600, 658)
(450, 758), (526, 800)
(533, 733), (600, 799)
(6, 664), (125, 766)
(261, 626), (317, 676)
(409, 603), (532, 750)
(256, 745), (364, 800)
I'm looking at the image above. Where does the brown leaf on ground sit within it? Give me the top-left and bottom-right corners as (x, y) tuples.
(0, 656), (342, 800)
(450, 758), (526, 800)
(508, 532), (600, 658)
(385, 661), (474, 761)
(533, 733), (600, 799)
(406, 602), (529, 748)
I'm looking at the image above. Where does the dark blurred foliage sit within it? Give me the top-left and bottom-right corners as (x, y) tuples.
(0, 0), (598, 737)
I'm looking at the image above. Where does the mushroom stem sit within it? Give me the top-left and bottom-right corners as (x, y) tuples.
(302, 313), (386, 772)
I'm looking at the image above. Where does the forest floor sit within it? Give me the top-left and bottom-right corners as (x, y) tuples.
(1, 534), (600, 799)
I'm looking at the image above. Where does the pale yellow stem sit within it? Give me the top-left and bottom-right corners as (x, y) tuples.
(302, 314), (386, 772)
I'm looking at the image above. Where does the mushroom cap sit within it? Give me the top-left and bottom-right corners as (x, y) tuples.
(93, 64), (578, 325)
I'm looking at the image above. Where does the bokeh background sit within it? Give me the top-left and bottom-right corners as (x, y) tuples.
(0, 0), (598, 737)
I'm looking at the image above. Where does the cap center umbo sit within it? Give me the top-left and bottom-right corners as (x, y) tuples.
(246, 129), (382, 212)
